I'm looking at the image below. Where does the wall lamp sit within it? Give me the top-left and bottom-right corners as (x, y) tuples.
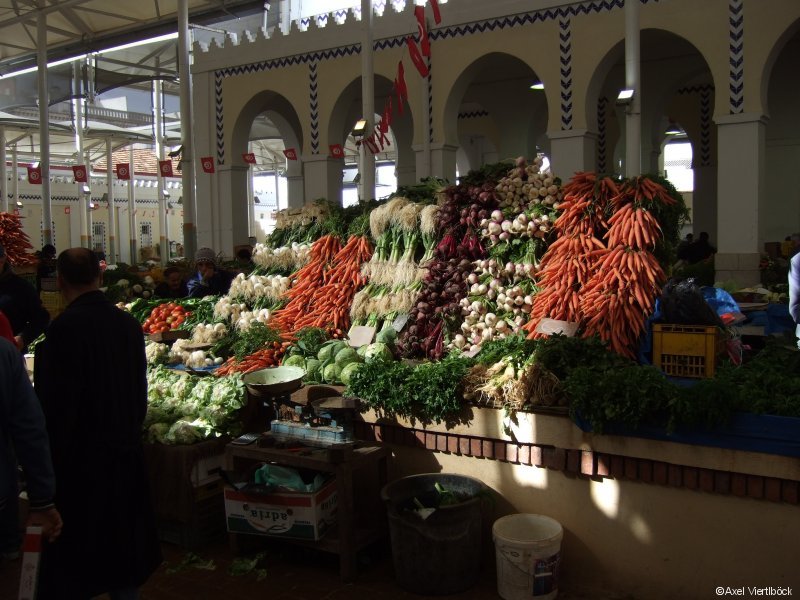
(81, 184), (91, 195)
(665, 122), (684, 136)
(352, 118), (368, 138)
(15, 200), (23, 208)
(529, 81), (545, 90)
(162, 189), (170, 199)
(616, 88), (635, 105)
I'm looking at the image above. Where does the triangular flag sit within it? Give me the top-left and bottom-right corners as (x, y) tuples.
(283, 148), (298, 161)
(415, 6), (430, 57)
(201, 157), (215, 174)
(329, 144), (344, 159)
(72, 165), (87, 183)
(243, 152), (256, 164)
(116, 163), (130, 180)
(158, 160), (173, 177)
(27, 166), (42, 184)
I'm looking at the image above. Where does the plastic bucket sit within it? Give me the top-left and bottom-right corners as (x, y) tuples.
(381, 473), (487, 595)
(492, 514), (563, 600)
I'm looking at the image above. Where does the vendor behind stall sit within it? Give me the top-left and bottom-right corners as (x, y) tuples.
(187, 247), (235, 298)
(154, 266), (188, 299)
(0, 243), (50, 351)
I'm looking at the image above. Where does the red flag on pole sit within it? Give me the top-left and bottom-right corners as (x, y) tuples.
(415, 6), (430, 57)
(329, 144), (344, 159)
(406, 36), (429, 78)
(430, 0), (442, 24)
(72, 165), (87, 182)
(158, 160), (173, 177)
(116, 163), (131, 180)
(27, 166), (42, 184)
(242, 152), (256, 164)
(201, 157), (215, 173)
(394, 61), (408, 114)
(283, 148), (298, 161)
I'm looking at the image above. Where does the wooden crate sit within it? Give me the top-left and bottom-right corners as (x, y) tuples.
(157, 479), (227, 550)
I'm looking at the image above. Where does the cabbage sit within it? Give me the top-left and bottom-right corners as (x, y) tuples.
(340, 362), (362, 386)
(318, 340), (347, 361)
(322, 363), (342, 384)
(375, 328), (397, 346)
(364, 342), (393, 363)
(164, 419), (208, 445)
(146, 422), (170, 444)
(356, 344), (368, 358)
(304, 358), (322, 381)
(334, 346), (359, 368)
(283, 355), (306, 368)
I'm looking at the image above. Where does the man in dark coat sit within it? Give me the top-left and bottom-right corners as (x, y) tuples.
(186, 247), (235, 298)
(34, 248), (162, 599)
(0, 242), (50, 351)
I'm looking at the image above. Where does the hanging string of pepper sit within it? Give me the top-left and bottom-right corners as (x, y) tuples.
(0, 212), (37, 265)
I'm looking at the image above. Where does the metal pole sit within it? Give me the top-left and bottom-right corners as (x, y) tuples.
(360, 0), (375, 202)
(178, 0), (197, 259)
(37, 8), (53, 245)
(154, 75), (169, 264)
(128, 145), (137, 263)
(0, 127), (7, 213)
(106, 138), (117, 263)
(624, 0), (641, 177)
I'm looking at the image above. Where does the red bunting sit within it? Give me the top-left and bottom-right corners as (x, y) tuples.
(72, 165), (87, 183)
(415, 6), (430, 57)
(329, 144), (344, 159)
(430, 0), (442, 24)
(283, 148), (298, 161)
(394, 61), (408, 115)
(242, 152), (256, 164)
(158, 160), (173, 177)
(406, 36), (429, 78)
(201, 157), (215, 174)
(116, 163), (130, 180)
(27, 166), (42, 184)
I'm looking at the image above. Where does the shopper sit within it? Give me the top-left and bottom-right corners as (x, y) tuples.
(34, 248), (162, 599)
(0, 337), (63, 561)
(686, 231), (717, 265)
(790, 251), (800, 349)
(0, 242), (50, 351)
(187, 247), (235, 298)
(36, 244), (57, 292)
(154, 265), (188, 299)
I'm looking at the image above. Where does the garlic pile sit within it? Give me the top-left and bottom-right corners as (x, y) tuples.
(495, 156), (562, 211)
(213, 297), (248, 323)
(228, 272), (290, 302)
(234, 308), (272, 331)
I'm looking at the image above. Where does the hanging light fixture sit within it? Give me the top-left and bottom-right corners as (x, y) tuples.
(665, 121), (684, 136)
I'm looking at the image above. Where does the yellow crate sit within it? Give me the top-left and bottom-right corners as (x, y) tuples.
(652, 324), (724, 379)
(40, 291), (65, 319)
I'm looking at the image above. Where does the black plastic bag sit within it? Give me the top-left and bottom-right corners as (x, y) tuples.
(660, 278), (723, 326)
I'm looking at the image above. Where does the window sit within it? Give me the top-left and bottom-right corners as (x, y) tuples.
(140, 222), (153, 249)
(93, 222), (107, 255)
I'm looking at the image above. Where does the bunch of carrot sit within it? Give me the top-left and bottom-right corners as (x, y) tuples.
(523, 173), (674, 359)
(522, 173), (617, 335)
(272, 234), (373, 336)
(0, 212), (36, 265)
(215, 343), (288, 376)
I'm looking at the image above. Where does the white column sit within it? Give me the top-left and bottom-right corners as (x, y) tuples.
(414, 143), (458, 182)
(106, 138), (117, 263)
(74, 61), (90, 249)
(128, 146), (137, 264)
(547, 129), (598, 179)
(624, 0), (641, 177)
(0, 127), (7, 213)
(37, 10), (53, 246)
(692, 165), (717, 240)
(714, 113), (767, 286)
(178, 0), (197, 259)
(11, 146), (18, 211)
(153, 76), (168, 264)
(359, 0), (375, 201)
(304, 154), (342, 205)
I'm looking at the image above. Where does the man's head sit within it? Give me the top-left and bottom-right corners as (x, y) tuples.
(163, 266), (183, 291)
(195, 247), (217, 279)
(57, 248), (102, 294)
(699, 231), (710, 242)
(686, 233), (693, 242)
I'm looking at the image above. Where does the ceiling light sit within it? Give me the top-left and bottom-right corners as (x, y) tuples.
(530, 81), (545, 90)
(617, 88), (635, 104)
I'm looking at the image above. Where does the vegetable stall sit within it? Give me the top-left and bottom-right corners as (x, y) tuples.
(120, 159), (798, 448)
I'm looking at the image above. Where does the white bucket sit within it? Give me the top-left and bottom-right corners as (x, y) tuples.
(492, 513), (563, 600)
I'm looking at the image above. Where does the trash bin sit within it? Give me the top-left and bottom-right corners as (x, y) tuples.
(381, 473), (487, 595)
(493, 513), (563, 600)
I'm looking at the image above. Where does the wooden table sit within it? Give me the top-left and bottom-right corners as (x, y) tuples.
(224, 435), (389, 581)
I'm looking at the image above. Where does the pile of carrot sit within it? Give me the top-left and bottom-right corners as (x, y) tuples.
(0, 212), (36, 265)
(272, 234), (373, 336)
(523, 173), (674, 359)
(215, 343), (287, 376)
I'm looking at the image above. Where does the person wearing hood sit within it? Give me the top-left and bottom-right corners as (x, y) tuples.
(186, 247), (235, 298)
(0, 242), (50, 351)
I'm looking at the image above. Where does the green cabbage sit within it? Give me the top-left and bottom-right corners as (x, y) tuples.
(282, 355), (306, 368)
(340, 362), (362, 386)
(317, 340), (347, 361)
(304, 358), (322, 381)
(364, 342), (393, 363)
(322, 363), (342, 384)
(375, 328), (397, 346)
(334, 346), (359, 368)
(356, 344), (368, 358)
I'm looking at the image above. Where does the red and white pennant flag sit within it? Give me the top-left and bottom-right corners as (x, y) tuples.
(158, 160), (173, 177)
(72, 165), (87, 182)
(201, 156), (215, 174)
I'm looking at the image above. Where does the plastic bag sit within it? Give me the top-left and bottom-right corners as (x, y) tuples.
(660, 278), (723, 326)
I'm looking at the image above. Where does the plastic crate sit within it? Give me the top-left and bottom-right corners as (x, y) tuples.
(652, 324), (724, 379)
(40, 291), (65, 319)
(157, 479), (227, 549)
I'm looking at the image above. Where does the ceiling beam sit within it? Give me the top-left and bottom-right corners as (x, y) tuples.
(0, 0), (93, 29)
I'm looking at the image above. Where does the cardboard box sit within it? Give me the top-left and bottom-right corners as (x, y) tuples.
(224, 478), (337, 541)
(191, 452), (225, 487)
